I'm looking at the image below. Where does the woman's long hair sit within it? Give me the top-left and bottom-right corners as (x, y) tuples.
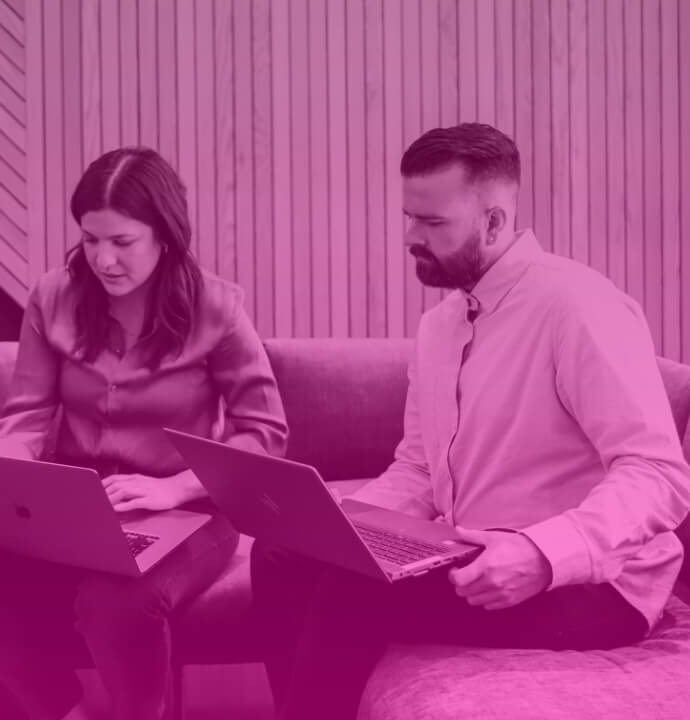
(67, 147), (202, 369)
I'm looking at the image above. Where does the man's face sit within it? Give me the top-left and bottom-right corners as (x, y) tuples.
(402, 164), (486, 290)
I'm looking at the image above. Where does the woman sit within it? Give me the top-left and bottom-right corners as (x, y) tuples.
(0, 147), (288, 720)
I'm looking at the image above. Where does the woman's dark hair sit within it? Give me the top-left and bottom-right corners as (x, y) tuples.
(400, 123), (521, 186)
(67, 147), (202, 369)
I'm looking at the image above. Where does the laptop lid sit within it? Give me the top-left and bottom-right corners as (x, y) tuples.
(165, 428), (391, 581)
(0, 457), (139, 575)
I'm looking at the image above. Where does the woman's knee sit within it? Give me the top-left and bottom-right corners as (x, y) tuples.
(74, 574), (170, 631)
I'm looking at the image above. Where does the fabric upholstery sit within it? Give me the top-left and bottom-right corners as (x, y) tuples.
(264, 338), (412, 480)
(360, 595), (690, 720)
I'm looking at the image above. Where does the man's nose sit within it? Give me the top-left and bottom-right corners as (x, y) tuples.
(404, 219), (423, 247)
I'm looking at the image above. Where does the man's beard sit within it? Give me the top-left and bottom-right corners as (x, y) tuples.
(409, 232), (484, 290)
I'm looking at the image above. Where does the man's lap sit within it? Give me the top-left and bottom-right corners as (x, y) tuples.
(250, 541), (648, 653)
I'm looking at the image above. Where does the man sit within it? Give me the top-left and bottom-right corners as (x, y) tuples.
(250, 123), (690, 720)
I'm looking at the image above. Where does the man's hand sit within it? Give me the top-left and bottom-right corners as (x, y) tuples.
(102, 473), (182, 512)
(448, 527), (552, 610)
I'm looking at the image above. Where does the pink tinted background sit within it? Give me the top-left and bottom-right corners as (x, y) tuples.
(0, 0), (688, 358)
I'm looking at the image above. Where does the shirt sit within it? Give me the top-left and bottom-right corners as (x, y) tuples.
(0, 267), (288, 477)
(352, 229), (690, 630)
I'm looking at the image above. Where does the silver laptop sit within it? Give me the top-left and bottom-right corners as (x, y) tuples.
(164, 429), (482, 582)
(0, 457), (211, 576)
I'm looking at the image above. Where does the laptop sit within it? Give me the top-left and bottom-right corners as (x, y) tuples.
(164, 429), (483, 583)
(0, 457), (211, 576)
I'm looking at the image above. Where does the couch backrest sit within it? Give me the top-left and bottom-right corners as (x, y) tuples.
(2, 339), (690, 479)
(264, 338), (413, 481)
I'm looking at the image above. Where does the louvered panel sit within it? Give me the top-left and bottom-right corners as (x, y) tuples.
(0, 0), (28, 303)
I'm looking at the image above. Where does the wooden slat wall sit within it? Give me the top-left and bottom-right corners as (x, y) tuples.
(0, 0), (27, 305)
(1, 0), (689, 360)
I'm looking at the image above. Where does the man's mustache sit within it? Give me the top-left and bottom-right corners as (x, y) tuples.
(409, 245), (436, 261)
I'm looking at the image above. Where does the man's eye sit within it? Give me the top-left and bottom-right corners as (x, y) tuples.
(81, 235), (97, 244)
(425, 220), (444, 227)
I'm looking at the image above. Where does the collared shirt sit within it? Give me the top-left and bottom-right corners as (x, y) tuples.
(353, 229), (690, 629)
(0, 268), (288, 477)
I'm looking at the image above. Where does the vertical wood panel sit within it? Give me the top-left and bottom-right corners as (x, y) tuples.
(550, 0), (569, 257)
(138, 0), (158, 149)
(214, 0), (237, 287)
(513, 0), (532, 230)
(660, 0), (681, 361)
(347, 0), (367, 336)
(439, 0), (458, 126)
(587, 0), (607, 278)
(623, 0), (644, 309)
(475, 0), (495, 125)
(420, 0), (441, 311)
(253, 0), (274, 336)
(176, 0), (197, 256)
(532, 0), (552, 250)
(289, 0), (311, 336)
(195, 0), (217, 274)
(25, 0), (46, 284)
(309, 0), (330, 337)
(119, 0), (139, 146)
(605, 0), (625, 293)
(234, 0), (256, 323)
(457, 0), (476, 121)
(271, 0), (292, 335)
(402, 0), (423, 335)
(681, 0), (690, 362)
(62, 0), (81, 252)
(365, 0), (386, 337)
(157, 0), (177, 166)
(43, 0), (63, 269)
(327, 0), (349, 337)
(494, 0), (514, 139)
(383, 0), (404, 337)
(642, 0), (663, 353)
(100, 0), (120, 150)
(569, 0), (588, 265)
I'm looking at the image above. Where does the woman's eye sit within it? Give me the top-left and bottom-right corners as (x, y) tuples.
(114, 240), (133, 248)
(81, 235), (97, 244)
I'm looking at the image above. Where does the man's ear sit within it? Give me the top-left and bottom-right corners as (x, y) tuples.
(486, 207), (507, 245)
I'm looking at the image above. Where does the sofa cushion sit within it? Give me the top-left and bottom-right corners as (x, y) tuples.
(657, 356), (690, 449)
(0, 341), (16, 410)
(359, 594), (690, 720)
(264, 338), (413, 481)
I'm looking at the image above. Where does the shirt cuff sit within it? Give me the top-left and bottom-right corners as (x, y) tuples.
(521, 514), (593, 589)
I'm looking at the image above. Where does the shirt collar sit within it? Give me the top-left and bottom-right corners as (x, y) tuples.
(462, 228), (543, 316)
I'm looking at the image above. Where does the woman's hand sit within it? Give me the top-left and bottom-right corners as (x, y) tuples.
(102, 473), (183, 512)
(102, 468), (208, 512)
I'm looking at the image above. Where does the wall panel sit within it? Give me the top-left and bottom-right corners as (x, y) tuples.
(1, 0), (688, 361)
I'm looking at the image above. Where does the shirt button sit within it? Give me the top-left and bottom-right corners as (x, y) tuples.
(110, 384), (117, 391)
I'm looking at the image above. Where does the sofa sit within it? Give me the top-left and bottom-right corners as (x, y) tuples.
(1, 338), (690, 719)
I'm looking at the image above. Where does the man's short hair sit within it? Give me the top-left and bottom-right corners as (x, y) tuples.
(400, 123), (521, 187)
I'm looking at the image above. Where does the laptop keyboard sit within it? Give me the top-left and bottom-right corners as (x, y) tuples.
(125, 531), (160, 557)
(353, 522), (452, 566)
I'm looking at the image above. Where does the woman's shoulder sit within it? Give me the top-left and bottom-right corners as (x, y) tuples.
(30, 267), (75, 313)
(197, 269), (245, 328)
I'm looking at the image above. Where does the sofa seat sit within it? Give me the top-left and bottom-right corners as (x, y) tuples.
(360, 594), (690, 720)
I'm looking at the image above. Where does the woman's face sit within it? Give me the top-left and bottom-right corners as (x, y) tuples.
(80, 208), (163, 297)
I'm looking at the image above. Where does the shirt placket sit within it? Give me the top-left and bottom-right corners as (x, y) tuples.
(445, 294), (480, 521)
